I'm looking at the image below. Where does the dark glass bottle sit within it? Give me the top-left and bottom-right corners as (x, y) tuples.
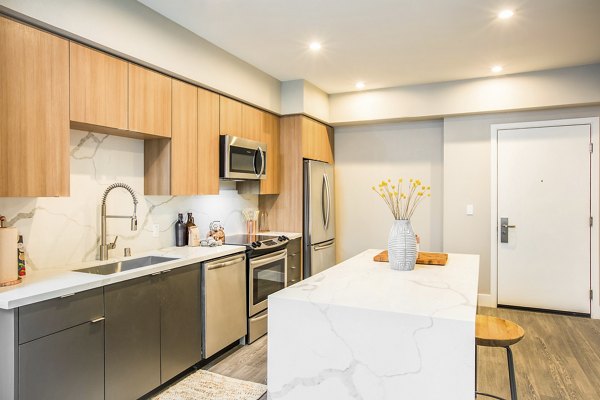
(175, 213), (186, 247)
(185, 212), (196, 245)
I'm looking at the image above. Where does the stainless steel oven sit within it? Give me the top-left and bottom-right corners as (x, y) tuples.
(248, 249), (287, 342)
(220, 135), (267, 180)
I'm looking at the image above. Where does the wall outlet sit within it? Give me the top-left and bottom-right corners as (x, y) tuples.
(466, 204), (474, 216)
(152, 224), (160, 237)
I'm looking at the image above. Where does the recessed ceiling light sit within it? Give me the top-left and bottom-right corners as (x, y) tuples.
(498, 9), (514, 19)
(491, 65), (503, 73)
(355, 81), (365, 89)
(309, 42), (321, 51)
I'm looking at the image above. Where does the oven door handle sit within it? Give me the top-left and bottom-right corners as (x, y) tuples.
(250, 249), (287, 268)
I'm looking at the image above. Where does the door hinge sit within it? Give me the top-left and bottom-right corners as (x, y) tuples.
(590, 216), (594, 227)
(591, 143), (594, 153)
(591, 289), (594, 300)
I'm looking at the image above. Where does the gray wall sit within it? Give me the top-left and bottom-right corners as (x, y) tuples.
(335, 105), (600, 296)
(443, 105), (600, 294)
(334, 120), (444, 262)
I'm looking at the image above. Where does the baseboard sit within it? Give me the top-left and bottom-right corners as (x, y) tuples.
(477, 293), (496, 308)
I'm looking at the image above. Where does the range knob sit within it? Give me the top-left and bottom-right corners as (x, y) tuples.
(255, 241), (262, 247)
(277, 236), (284, 241)
(251, 242), (258, 248)
(281, 235), (289, 241)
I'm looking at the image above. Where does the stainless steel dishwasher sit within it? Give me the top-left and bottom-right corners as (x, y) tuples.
(202, 253), (247, 358)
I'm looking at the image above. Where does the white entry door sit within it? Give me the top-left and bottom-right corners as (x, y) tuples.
(497, 122), (591, 314)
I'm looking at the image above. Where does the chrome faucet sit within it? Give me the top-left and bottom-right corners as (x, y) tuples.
(100, 183), (138, 261)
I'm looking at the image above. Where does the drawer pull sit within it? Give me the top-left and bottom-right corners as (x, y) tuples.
(91, 317), (105, 323)
(289, 265), (297, 270)
(60, 293), (75, 298)
(151, 271), (162, 276)
(161, 269), (172, 274)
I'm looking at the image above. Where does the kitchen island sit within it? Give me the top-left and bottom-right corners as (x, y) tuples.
(267, 249), (479, 400)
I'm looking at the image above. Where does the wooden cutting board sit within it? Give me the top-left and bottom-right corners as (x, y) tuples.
(373, 250), (448, 266)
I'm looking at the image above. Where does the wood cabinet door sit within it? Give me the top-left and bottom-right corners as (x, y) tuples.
(170, 79), (198, 195)
(198, 88), (220, 194)
(0, 17), (69, 197)
(105, 276), (161, 400)
(260, 112), (281, 194)
(128, 63), (172, 137)
(242, 103), (263, 142)
(302, 117), (334, 164)
(219, 95), (242, 136)
(69, 42), (128, 130)
(159, 264), (202, 383)
(19, 321), (105, 400)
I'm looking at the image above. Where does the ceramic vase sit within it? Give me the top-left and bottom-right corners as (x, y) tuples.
(388, 219), (417, 271)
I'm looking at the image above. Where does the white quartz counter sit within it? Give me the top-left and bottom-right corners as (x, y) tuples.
(0, 245), (245, 309)
(267, 249), (480, 400)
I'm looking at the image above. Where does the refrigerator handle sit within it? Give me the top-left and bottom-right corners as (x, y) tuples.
(324, 172), (331, 230)
(322, 173), (328, 228)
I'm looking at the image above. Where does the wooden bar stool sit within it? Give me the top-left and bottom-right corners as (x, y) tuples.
(475, 315), (525, 400)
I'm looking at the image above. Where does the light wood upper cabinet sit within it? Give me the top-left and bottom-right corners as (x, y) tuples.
(129, 64), (172, 138)
(219, 96), (242, 136)
(242, 104), (263, 142)
(0, 16), (69, 197)
(260, 112), (281, 194)
(69, 43), (128, 130)
(197, 88), (220, 195)
(145, 83), (220, 196)
(302, 117), (334, 164)
(170, 80), (198, 195)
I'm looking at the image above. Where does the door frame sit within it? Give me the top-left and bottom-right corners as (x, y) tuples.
(490, 117), (600, 319)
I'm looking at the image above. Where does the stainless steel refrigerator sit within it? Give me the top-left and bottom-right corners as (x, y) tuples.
(303, 159), (336, 278)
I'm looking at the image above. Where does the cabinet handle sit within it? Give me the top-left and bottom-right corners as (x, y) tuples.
(151, 271), (162, 276)
(161, 269), (172, 274)
(290, 265), (297, 270)
(90, 317), (105, 323)
(60, 293), (75, 298)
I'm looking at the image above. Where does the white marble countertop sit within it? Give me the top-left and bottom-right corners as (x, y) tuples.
(271, 248), (479, 322)
(0, 245), (245, 309)
(268, 249), (480, 400)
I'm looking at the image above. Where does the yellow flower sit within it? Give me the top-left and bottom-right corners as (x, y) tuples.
(422, 186), (426, 190)
(416, 179), (422, 185)
(427, 194), (431, 197)
(372, 186), (376, 190)
(418, 192), (423, 196)
(427, 186), (431, 190)
(409, 178), (413, 182)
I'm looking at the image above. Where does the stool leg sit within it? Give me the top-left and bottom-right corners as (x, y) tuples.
(506, 347), (517, 400)
(475, 345), (478, 392)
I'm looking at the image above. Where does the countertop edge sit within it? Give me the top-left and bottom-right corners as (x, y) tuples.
(0, 245), (246, 310)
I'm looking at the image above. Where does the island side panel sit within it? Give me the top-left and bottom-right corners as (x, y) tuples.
(268, 297), (475, 400)
(0, 308), (17, 400)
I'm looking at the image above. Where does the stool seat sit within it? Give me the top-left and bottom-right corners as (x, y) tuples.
(476, 315), (525, 348)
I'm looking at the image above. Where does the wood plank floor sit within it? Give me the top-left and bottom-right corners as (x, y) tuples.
(199, 307), (600, 400)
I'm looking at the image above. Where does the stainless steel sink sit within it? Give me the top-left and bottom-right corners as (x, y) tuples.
(75, 256), (178, 275)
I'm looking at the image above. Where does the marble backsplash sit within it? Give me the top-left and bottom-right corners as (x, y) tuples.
(0, 130), (258, 271)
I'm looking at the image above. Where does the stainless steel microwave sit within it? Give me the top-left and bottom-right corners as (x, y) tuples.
(219, 135), (267, 180)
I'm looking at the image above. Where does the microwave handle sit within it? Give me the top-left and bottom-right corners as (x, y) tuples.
(258, 146), (265, 178)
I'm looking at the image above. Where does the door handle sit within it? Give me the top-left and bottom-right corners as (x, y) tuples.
(314, 241), (334, 251)
(322, 174), (328, 228)
(500, 217), (516, 243)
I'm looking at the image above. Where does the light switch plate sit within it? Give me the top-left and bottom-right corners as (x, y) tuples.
(152, 224), (160, 237)
(466, 204), (474, 215)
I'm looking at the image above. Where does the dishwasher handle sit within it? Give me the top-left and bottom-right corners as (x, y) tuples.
(205, 254), (246, 270)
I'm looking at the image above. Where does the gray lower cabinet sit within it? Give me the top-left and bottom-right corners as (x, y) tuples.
(105, 275), (161, 400)
(18, 319), (104, 400)
(160, 264), (202, 383)
(105, 263), (202, 399)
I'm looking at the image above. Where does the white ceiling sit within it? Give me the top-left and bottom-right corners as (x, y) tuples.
(139, 0), (600, 94)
